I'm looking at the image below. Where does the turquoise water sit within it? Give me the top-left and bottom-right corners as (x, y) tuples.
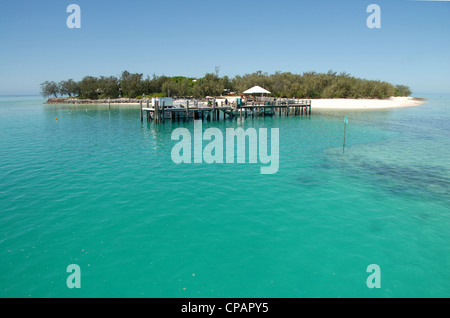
(1, 95), (449, 297)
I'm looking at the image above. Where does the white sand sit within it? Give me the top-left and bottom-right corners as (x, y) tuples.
(309, 97), (425, 109)
(59, 97), (425, 109)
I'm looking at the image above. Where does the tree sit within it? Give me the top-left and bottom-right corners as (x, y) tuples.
(40, 81), (59, 98)
(42, 70), (410, 100)
(161, 80), (176, 97)
(193, 73), (224, 98)
(394, 85), (412, 97)
(59, 79), (79, 97)
(120, 70), (143, 98)
(144, 74), (170, 95)
(79, 76), (100, 99)
(98, 76), (120, 98)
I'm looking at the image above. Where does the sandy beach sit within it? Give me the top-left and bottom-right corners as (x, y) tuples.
(46, 96), (426, 110)
(309, 97), (425, 109)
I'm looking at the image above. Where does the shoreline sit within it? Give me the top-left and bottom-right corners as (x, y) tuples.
(45, 98), (147, 105)
(45, 96), (426, 109)
(310, 97), (425, 109)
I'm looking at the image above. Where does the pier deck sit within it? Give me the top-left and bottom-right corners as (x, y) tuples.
(140, 100), (312, 123)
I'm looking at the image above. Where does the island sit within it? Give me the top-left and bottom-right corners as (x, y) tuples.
(42, 70), (423, 109)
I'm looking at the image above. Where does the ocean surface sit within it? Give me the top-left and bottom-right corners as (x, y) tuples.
(1, 95), (449, 297)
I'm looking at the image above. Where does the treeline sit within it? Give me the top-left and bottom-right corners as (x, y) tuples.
(41, 70), (412, 99)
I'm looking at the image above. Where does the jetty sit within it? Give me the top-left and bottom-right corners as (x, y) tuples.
(140, 98), (312, 123)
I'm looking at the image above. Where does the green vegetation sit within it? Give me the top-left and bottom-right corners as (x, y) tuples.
(394, 85), (412, 97)
(40, 70), (412, 99)
(40, 81), (59, 98)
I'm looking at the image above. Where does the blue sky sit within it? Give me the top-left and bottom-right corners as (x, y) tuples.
(0, 0), (449, 95)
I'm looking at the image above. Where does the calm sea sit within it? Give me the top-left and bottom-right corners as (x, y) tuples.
(1, 95), (449, 297)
